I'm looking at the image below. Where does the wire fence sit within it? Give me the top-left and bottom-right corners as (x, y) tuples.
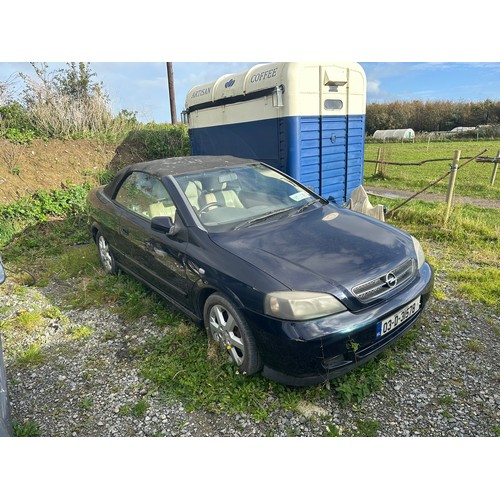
(364, 147), (498, 224)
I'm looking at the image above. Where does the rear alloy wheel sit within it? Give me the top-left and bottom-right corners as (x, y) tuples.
(96, 231), (117, 275)
(204, 293), (262, 375)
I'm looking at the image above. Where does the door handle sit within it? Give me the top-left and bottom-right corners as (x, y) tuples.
(121, 227), (130, 235)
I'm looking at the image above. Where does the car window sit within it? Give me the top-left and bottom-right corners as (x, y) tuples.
(115, 172), (176, 221)
(174, 163), (321, 231)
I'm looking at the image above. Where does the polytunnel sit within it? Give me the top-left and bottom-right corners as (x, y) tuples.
(373, 128), (415, 141)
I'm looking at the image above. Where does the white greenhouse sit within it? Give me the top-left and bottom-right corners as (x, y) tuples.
(373, 128), (415, 141)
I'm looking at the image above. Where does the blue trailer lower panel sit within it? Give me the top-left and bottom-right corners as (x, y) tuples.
(189, 114), (365, 204)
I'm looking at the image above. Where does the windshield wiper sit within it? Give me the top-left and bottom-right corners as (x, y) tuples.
(294, 199), (322, 214)
(234, 206), (295, 230)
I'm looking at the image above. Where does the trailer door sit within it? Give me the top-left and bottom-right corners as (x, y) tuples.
(319, 64), (351, 203)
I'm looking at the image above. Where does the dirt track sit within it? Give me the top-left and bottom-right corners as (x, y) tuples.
(365, 186), (500, 210)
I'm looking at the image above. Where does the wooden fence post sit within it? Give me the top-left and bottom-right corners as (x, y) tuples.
(375, 147), (382, 175)
(490, 150), (499, 186)
(444, 150), (461, 227)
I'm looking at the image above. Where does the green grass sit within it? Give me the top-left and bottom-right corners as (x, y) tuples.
(354, 418), (379, 437)
(439, 395), (454, 406)
(14, 343), (45, 367)
(378, 199), (499, 312)
(13, 420), (41, 437)
(464, 338), (485, 353)
(0, 184), (91, 247)
(6, 310), (45, 332)
(70, 325), (94, 340)
(447, 268), (500, 312)
(79, 398), (93, 410)
(140, 323), (303, 420)
(364, 140), (500, 199)
(119, 399), (149, 418)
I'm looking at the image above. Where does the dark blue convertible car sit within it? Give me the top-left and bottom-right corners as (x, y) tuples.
(87, 156), (433, 386)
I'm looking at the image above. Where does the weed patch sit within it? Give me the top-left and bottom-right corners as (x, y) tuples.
(140, 325), (301, 420)
(70, 325), (93, 340)
(14, 343), (45, 367)
(119, 399), (149, 418)
(13, 420), (41, 437)
(5, 309), (45, 333)
(464, 338), (485, 353)
(354, 418), (379, 437)
(448, 268), (500, 313)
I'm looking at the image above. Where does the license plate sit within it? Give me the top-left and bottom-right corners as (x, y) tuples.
(376, 297), (421, 338)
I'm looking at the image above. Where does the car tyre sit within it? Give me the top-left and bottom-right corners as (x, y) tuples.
(204, 293), (262, 375)
(96, 231), (117, 275)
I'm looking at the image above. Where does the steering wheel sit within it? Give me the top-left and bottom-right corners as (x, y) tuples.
(198, 202), (223, 214)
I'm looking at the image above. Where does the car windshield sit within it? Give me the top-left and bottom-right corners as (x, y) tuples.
(173, 163), (324, 231)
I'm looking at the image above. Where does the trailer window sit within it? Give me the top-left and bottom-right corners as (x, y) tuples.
(324, 99), (343, 110)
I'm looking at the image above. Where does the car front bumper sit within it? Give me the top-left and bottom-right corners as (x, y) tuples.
(245, 262), (434, 387)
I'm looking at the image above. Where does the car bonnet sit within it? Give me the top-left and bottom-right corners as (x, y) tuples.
(209, 204), (415, 298)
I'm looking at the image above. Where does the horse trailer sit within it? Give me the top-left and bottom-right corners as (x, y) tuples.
(183, 62), (366, 203)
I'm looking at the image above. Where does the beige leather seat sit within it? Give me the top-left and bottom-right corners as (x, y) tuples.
(149, 201), (176, 220)
(184, 180), (202, 210)
(198, 176), (243, 210)
(199, 188), (244, 209)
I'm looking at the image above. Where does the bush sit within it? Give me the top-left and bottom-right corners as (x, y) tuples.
(127, 123), (191, 160)
(0, 103), (31, 129)
(0, 103), (40, 143)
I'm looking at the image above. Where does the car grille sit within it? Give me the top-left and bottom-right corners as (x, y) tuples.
(352, 259), (416, 302)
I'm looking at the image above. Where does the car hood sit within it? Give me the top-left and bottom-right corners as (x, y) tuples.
(209, 205), (415, 298)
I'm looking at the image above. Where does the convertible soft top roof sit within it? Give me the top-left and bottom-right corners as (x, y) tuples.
(103, 155), (256, 197)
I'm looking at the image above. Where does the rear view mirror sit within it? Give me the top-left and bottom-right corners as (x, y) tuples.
(218, 172), (238, 183)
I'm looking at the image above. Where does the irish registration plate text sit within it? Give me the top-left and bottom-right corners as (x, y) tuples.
(376, 297), (421, 338)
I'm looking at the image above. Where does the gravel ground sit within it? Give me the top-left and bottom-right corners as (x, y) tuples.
(1, 269), (499, 438)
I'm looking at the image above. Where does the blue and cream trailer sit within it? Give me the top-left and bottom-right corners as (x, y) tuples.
(183, 62), (366, 203)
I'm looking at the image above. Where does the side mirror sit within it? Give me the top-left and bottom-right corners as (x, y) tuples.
(0, 258), (5, 285)
(151, 216), (179, 236)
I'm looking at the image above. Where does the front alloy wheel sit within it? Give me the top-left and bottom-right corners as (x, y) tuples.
(97, 232), (117, 274)
(204, 293), (262, 375)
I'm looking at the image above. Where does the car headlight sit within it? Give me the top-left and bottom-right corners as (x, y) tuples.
(411, 236), (426, 269)
(264, 291), (346, 321)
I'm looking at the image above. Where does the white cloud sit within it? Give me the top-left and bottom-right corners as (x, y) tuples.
(366, 79), (382, 96)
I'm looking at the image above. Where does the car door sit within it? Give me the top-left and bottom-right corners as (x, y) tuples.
(112, 171), (190, 306)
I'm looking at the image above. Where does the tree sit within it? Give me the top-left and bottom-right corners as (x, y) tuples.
(21, 62), (108, 105)
(54, 62), (107, 101)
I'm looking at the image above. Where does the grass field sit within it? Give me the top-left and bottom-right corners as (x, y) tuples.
(364, 140), (500, 199)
